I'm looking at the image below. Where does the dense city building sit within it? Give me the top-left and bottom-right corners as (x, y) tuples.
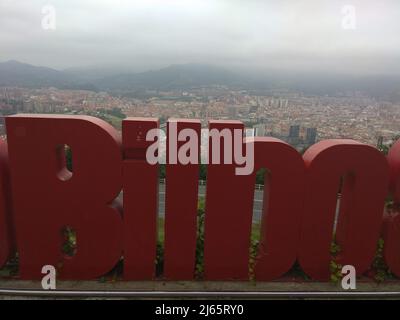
(1, 86), (399, 150)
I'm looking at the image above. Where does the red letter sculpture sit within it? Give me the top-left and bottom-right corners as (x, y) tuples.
(252, 137), (305, 281)
(299, 140), (388, 280)
(203, 120), (253, 280)
(0, 139), (15, 268)
(204, 135), (305, 280)
(164, 119), (201, 280)
(123, 118), (159, 280)
(383, 138), (400, 277)
(6, 114), (123, 279)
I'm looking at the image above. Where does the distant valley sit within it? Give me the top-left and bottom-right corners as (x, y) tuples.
(1, 60), (400, 102)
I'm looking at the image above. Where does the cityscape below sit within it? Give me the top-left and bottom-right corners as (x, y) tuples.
(1, 63), (400, 153)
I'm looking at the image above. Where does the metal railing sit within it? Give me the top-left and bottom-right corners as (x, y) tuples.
(159, 178), (264, 190)
(0, 288), (399, 298)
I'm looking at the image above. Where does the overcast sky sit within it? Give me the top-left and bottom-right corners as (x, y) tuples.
(1, 0), (400, 74)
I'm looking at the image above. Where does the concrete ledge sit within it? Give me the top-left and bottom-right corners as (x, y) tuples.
(1, 279), (400, 299)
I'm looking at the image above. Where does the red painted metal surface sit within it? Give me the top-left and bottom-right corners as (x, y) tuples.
(0, 139), (15, 268)
(299, 140), (389, 280)
(383, 213), (400, 277)
(203, 120), (254, 280)
(164, 119), (201, 280)
(122, 118), (159, 280)
(5, 114), (123, 279)
(383, 139), (400, 277)
(1, 114), (399, 282)
(388, 138), (400, 203)
(252, 137), (305, 281)
(203, 136), (305, 280)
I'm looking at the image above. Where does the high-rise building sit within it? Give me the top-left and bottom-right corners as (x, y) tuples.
(377, 136), (384, 148)
(228, 106), (237, 119)
(306, 127), (317, 145)
(289, 125), (300, 138)
(253, 124), (266, 137)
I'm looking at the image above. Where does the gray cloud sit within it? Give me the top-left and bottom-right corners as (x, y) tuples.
(0, 0), (399, 74)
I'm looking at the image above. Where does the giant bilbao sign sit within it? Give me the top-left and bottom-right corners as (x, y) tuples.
(0, 114), (399, 281)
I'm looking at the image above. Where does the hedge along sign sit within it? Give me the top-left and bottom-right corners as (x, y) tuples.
(0, 114), (399, 281)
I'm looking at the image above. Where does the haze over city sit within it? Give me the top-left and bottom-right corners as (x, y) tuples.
(1, 0), (400, 75)
(1, 0), (400, 152)
(2, 1), (400, 298)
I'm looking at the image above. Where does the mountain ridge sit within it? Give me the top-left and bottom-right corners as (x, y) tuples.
(1, 60), (400, 101)
(0, 60), (96, 91)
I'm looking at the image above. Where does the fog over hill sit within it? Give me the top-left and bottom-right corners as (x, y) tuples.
(1, 60), (400, 101)
(92, 64), (244, 91)
(0, 60), (96, 91)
